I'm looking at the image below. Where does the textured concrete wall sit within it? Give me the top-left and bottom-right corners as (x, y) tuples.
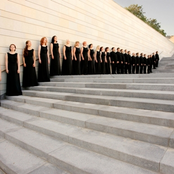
(1, 0), (174, 95)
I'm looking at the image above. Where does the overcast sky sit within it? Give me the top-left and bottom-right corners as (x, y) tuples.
(113, 0), (174, 36)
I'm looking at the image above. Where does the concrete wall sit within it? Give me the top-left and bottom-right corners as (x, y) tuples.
(1, 0), (174, 96)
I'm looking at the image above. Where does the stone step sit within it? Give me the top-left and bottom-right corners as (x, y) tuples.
(0, 114), (170, 173)
(6, 95), (174, 128)
(0, 136), (69, 174)
(1, 102), (174, 147)
(51, 73), (174, 79)
(51, 77), (174, 83)
(22, 90), (174, 112)
(40, 82), (174, 91)
(29, 86), (174, 100)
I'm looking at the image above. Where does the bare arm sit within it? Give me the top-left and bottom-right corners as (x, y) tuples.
(59, 46), (61, 59)
(80, 47), (84, 60)
(38, 45), (41, 63)
(17, 53), (20, 73)
(63, 46), (66, 60)
(95, 51), (97, 62)
(33, 50), (36, 67)
(5, 53), (9, 73)
(73, 47), (77, 61)
(47, 46), (50, 64)
(22, 50), (26, 67)
(50, 43), (54, 59)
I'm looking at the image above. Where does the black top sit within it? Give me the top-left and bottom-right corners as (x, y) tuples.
(131, 56), (136, 64)
(83, 47), (88, 61)
(116, 52), (121, 63)
(136, 56), (140, 64)
(110, 51), (117, 63)
(90, 49), (95, 60)
(75, 47), (80, 61)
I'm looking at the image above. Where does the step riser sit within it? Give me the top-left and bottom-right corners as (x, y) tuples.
(1, 102), (173, 148)
(30, 87), (174, 101)
(22, 91), (174, 112)
(5, 97), (174, 129)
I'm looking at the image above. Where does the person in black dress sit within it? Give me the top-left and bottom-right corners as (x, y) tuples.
(143, 54), (147, 74)
(136, 52), (140, 74)
(132, 53), (136, 74)
(81, 41), (88, 75)
(110, 47), (117, 74)
(38, 37), (50, 82)
(88, 44), (95, 74)
(116, 48), (121, 74)
(62, 40), (73, 75)
(100, 47), (106, 74)
(73, 41), (81, 75)
(50, 36), (61, 76)
(155, 51), (159, 67)
(22, 40), (38, 87)
(127, 51), (132, 74)
(105, 47), (111, 74)
(6, 44), (22, 96)
(139, 53), (144, 74)
(95, 45), (102, 74)
(124, 50), (128, 74)
(152, 52), (156, 69)
(120, 49), (125, 74)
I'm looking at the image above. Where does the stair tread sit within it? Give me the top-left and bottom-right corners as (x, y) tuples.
(0, 119), (159, 174)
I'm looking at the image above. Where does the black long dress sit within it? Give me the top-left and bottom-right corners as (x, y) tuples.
(88, 49), (95, 74)
(96, 51), (101, 74)
(73, 47), (81, 75)
(101, 52), (106, 74)
(62, 45), (72, 75)
(23, 49), (38, 87)
(6, 53), (22, 96)
(38, 46), (50, 82)
(50, 43), (60, 76)
(81, 47), (88, 74)
(106, 52), (111, 74)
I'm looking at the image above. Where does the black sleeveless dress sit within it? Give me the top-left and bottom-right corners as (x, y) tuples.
(106, 52), (111, 74)
(96, 51), (101, 74)
(6, 53), (22, 96)
(81, 47), (88, 74)
(101, 52), (106, 74)
(73, 47), (81, 75)
(23, 49), (38, 87)
(50, 43), (60, 76)
(89, 49), (95, 74)
(62, 45), (72, 75)
(38, 46), (50, 82)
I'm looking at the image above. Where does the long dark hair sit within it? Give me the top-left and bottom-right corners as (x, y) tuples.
(51, 35), (57, 43)
(24, 40), (29, 57)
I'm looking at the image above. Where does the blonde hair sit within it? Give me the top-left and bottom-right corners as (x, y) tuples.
(74, 41), (79, 47)
(96, 45), (100, 51)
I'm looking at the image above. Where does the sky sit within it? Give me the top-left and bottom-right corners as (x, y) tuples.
(113, 0), (174, 36)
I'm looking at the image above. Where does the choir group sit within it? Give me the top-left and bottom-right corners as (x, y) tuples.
(4, 36), (160, 96)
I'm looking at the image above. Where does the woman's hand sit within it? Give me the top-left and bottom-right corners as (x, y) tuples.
(17, 69), (20, 74)
(24, 63), (26, 67)
(33, 63), (35, 67)
(52, 55), (54, 59)
(39, 59), (41, 64)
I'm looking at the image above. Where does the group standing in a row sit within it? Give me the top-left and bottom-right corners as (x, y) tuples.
(5, 36), (160, 96)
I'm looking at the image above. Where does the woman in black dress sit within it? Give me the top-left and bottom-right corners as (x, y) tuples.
(88, 44), (95, 74)
(95, 45), (102, 74)
(100, 47), (107, 74)
(22, 40), (38, 87)
(50, 36), (61, 76)
(62, 40), (73, 75)
(105, 47), (111, 74)
(81, 41), (88, 75)
(38, 37), (50, 82)
(73, 41), (81, 75)
(6, 44), (22, 96)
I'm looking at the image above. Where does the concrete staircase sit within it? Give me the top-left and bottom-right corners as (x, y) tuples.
(0, 73), (174, 174)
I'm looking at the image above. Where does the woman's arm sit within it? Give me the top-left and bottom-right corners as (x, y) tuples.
(80, 47), (84, 60)
(63, 46), (66, 60)
(73, 47), (77, 61)
(5, 53), (9, 73)
(17, 53), (20, 73)
(50, 43), (54, 59)
(59, 46), (61, 59)
(38, 45), (41, 63)
(47, 46), (50, 64)
(33, 50), (36, 67)
(23, 50), (26, 67)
